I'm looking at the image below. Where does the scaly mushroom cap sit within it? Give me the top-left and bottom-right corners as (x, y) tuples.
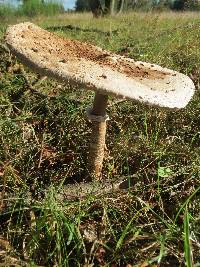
(6, 22), (195, 108)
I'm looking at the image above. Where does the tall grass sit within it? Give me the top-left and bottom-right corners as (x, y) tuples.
(17, 0), (64, 17)
(0, 4), (15, 20)
(0, 0), (64, 19)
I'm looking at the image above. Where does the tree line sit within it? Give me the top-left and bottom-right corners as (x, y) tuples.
(75, 0), (200, 15)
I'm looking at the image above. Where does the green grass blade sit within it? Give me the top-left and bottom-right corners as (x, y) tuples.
(175, 185), (200, 223)
(157, 234), (165, 264)
(115, 206), (148, 251)
(184, 205), (193, 267)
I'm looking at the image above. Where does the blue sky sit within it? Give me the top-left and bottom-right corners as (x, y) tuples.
(62, 0), (75, 10)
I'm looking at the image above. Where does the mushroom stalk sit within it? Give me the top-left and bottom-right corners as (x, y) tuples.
(87, 93), (108, 179)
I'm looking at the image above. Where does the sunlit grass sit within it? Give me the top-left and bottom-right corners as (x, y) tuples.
(0, 11), (200, 266)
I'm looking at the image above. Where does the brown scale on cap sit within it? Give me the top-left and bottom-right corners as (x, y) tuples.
(6, 22), (195, 109)
(19, 25), (168, 80)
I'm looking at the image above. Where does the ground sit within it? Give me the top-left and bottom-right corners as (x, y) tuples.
(0, 11), (200, 267)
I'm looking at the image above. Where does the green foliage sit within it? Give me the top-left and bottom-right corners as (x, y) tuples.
(185, 0), (200, 10)
(170, 0), (200, 10)
(75, 0), (126, 15)
(0, 0), (64, 19)
(17, 0), (64, 17)
(129, 0), (156, 11)
(171, 0), (186, 10)
(0, 4), (15, 20)
(75, 0), (90, 11)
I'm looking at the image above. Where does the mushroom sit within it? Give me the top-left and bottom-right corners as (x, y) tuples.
(5, 22), (195, 180)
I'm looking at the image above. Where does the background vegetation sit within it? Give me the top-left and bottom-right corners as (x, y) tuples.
(75, 0), (200, 13)
(1, 0), (200, 19)
(0, 7), (200, 267)
(0, 0), (64, 19)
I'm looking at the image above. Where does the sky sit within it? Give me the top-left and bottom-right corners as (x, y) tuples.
(63, 0), (75, 10)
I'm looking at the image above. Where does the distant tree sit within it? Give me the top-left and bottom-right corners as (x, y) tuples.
(152, 0), (173, 10)
(75, 0), (90, 11)
(171, 0), (185, 10)
(101, 0), (127, 15)
(126, 0), (152, 10)
(184, 0), (200, 10)
(170, 0), (200, 10)
(89, 0), (103, 17)
(22, 0), (44, 2)
(87, 0), (127, 16)
(76, 0), (152, 15)
(118, 0), (125, 13)
(76, 0), (200, 14)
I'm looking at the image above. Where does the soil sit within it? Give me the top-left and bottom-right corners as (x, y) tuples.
(18, 24), (169, 80)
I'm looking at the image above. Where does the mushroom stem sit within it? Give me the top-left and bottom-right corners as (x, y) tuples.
(87, 93), (109, 179)
(92, 92), (108, 117)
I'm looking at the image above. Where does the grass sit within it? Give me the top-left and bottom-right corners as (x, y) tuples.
(184, 205), (193, 267)
(0, 11), (200, 266)
(0, 4), (15, 20)
(0, 0), (64, 19)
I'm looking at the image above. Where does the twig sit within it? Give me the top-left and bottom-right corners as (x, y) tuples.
(108, 99), (127, 107)
(46, 24), (118, 36)
(58, 175), (137, 201)
(38, 134), (44, 169)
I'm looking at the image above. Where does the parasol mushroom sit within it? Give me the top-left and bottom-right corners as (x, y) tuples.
(5, 22), (195, 180)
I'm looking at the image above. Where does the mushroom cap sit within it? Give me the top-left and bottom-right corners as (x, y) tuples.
(6, 22), (195, 109)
